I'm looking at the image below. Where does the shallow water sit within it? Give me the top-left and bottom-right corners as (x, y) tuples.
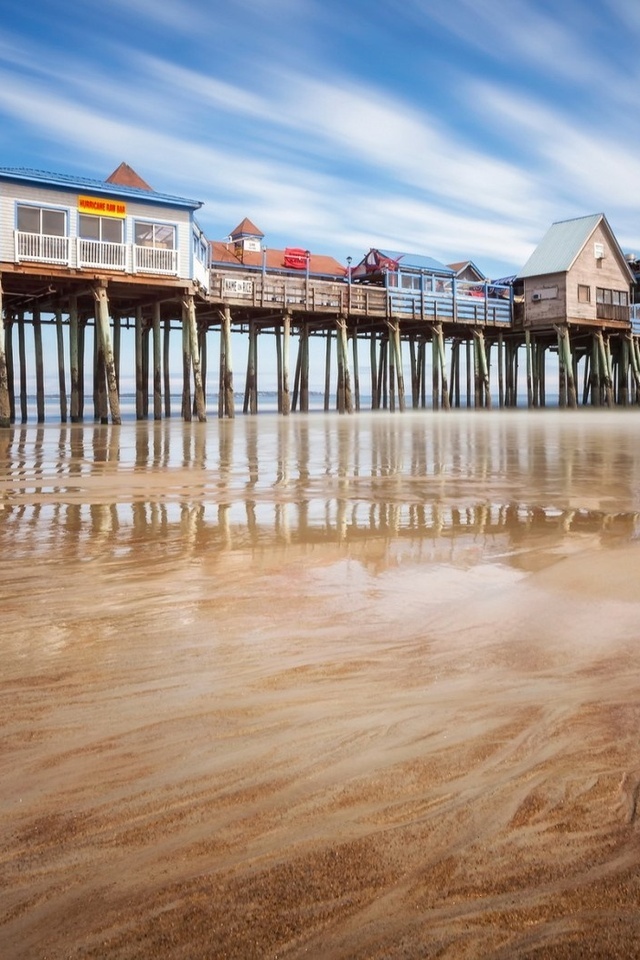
(2, 410), (640, 959)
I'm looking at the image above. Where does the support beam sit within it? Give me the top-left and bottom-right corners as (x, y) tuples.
(33, 309), (45, 423)
(0, 277), (10, 428)
(55, 308), (68, 423)
(220, 298), (236, 420)
(163, 318), (171, 418)
(92, 283), (121, 424)
(184, 295), (206, 421)
(152, 302), (162, 420)
(281, 311), (291, 416)
(135, 306), (145, 420)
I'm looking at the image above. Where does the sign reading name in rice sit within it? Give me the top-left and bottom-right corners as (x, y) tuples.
(223, 277), (253, 296)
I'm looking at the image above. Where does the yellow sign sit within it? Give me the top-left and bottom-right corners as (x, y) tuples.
(78, 195), (126, 218)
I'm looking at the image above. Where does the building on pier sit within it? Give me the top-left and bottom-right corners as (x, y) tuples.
(0, 163), (210, 425)
(516, 213), (634, 332)
(512, 213), (636, 407)
(210, 219), (347, 280)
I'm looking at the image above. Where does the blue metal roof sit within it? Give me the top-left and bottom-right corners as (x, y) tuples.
(0, 167), (202, 210)
(378, 249), (453, 275)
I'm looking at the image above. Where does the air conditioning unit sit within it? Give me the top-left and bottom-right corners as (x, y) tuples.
(532, 292), (542, 301)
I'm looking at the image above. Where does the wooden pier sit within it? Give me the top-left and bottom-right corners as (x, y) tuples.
(2, 266), (640, 426)
(1, 167), (639, 425)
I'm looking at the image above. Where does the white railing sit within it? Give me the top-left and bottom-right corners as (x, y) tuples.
(77, 238), (127, 271)
(15, 231), (69, 265)
(134, 245), (179, 275)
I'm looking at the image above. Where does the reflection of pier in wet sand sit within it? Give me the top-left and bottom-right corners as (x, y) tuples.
(2, 411), (639, 559)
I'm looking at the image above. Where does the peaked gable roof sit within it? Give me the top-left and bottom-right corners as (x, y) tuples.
(230, 217), (264, 239)
(517, 213), (624, 278)
(448, 260), (486, 281)
(106, 162), (153, 191)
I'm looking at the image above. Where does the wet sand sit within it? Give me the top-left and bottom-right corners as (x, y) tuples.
(2, 412), (640, 958)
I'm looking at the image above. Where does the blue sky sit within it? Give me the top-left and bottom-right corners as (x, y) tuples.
(2, 0), (640, 283)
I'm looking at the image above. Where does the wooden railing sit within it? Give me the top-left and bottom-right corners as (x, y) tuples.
(209, 270), (513, 326)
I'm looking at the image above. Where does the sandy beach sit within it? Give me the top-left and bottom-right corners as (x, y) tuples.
(2, 411), (640, 959)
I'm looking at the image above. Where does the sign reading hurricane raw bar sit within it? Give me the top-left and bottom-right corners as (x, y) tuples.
(78, 196), (127, 218)
(223, 277), (253, 296)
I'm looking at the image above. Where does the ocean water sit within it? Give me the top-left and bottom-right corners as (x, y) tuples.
(2, 409), (640, 959)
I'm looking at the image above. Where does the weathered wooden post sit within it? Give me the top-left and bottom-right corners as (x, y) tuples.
(18, 313), (27, 423)
(113, 312), (121, 392)
(562, 327), (577, 408)
(628, 334), (640, 404)
(337, 315), (352, 413)
(152, 302), (162, 420)
(244, 320), (258, 414)
(299, 322), (310, 412)
(135, 306), (144, 419)
(5, 312), (15, 423)
(393, 321), (406, 412)
(497, 333), (504, 409)
(370, 332), (379, 410)
(55, 308), (68, 423)
(351, 329), (360, 412)
(33, 309), (45, 423)
(525, 329), (533, 408)
(450, 338), (460, 408)
(474, 330), (490, 408)
(281, 310), (291, 416)
(181, 303), (192, 421)
(163, 318), (171, 418)
(323, 327), (332, 412)
(184, 294), (206, 421)
(597, 331), (614, 407)
(434, 323), (449, 411)
(93, 314), (107, 423)
(216, 304), (233, 419)
(0, 278), (10, 428)
(431, 333), (439, 410)
(92, 283), (121, 424)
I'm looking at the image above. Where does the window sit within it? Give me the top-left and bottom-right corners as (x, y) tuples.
(578, 284), (590, 303)
(596, 287), (628, 306)
(135, 221), (176, 249)
(79, 214), (123, 244)
(401, 274), (421, 290)
(193, 231), (208, 264)
(17, 204), (65, 236)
